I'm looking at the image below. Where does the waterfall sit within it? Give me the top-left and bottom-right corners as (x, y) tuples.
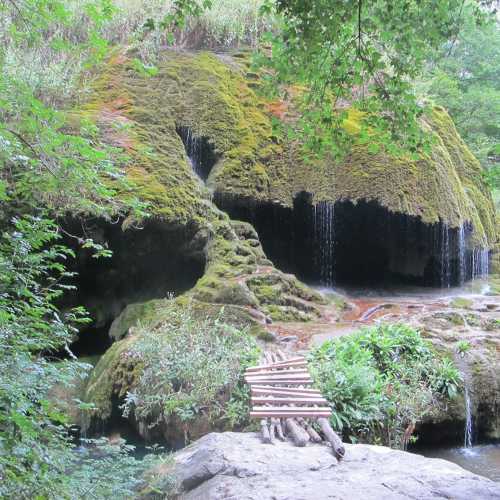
(458, 224), (466, 285)
(314, 201), (335, 286)
(480, 248), (489, 277)
(471, 248), (489, 280)
(183, 128), (202, 177)
(464, 385), (473, 448)
(441, 224), (451, 288)
(176, 126), (217, 182)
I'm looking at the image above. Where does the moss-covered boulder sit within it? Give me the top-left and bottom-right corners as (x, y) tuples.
(78, 49), (327, 324)
(108, 299), (165, 342)
(83, 299), (261, 446)
(80, 48), (494, 304)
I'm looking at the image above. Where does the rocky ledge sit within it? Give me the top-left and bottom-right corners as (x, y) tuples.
(171, 432), (500, 499)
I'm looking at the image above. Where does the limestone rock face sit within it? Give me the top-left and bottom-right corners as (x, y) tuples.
(171, 432), (500, 499)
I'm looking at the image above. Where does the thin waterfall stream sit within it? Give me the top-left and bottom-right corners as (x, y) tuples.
(458, 224), (466, 284)
(441, 223), (451, 288)
(176, 126), (218, 182)
(314, 201), (335, 287)
(464, 385), (473, 449)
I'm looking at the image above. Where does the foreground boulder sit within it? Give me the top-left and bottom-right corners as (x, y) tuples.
(171, 432), (500, 499)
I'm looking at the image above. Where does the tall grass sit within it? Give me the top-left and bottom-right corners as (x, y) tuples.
(1, 0), (272, 109)
(110, 0), (271, 49)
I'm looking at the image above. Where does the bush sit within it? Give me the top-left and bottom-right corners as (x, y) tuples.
(309, 323), (461, 449)
(0, 216), (168, 498)
(122, 300), (260, 435)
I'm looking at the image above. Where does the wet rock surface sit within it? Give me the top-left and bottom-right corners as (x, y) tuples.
(172, 432), (500, 499)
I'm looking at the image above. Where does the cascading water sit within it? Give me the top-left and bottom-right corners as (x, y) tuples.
(464, 385), (473, 448)
(183, 128), (201, 177)
(441, 224), (451, 288)
(471, 248), (489, 279)
(176, 126), (218, 182)
(313, 201), (335, 286)
(458, 224), (466, 285)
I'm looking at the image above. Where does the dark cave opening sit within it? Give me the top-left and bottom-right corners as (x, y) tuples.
(333, 200), (457, 287)
(215, 193), (486, 288)
(176, 125), (219, 181)
(60, 218), (207, 356)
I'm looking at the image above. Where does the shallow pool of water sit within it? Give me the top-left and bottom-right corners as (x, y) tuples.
(317, 277), (492, 300)
(415, 444), (500, 482)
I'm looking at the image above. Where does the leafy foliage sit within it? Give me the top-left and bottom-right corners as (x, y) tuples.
(0, 216), (169, 498)
(0, 1), (149, 219)
(0, 2), (163, 496)
(420, 8), (500, 185)
(256, 0), (492, 160)
(122, 301), (260, 436)
(309, 323), (462, 449)
(66, 438), (173, 499)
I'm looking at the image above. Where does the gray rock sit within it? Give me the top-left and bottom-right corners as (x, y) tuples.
(172, 432), (500, 500)
(280, 335), (299, 343)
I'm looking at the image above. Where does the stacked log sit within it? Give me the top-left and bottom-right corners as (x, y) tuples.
(245, 351), (345, 459)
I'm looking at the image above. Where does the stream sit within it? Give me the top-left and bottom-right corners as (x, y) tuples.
(414, 444), (500, 481)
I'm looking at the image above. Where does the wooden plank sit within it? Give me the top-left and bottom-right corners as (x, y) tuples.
(247, 380), (313, 386)
(253, 406), (331, 412)
(245, 373), (312, 381)
(245, 362), (307, 373)
(251, 396), (328, 405)
(250, 411), (331, 418)
(271, 356), (306, 365)
(247, 380), (312, 386)
(245, 358), (306, 372)
(251, 389), (322, 398)
(244, 368), (309, 376)
(251, 385), (321, 394)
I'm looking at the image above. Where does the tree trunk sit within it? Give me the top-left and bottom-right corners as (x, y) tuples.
(260, 418), (272, 444)
(317, 417), (345, 459)
(285, 418), (310, 447)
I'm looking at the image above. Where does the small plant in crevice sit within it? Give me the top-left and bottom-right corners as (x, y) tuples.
(309, 323), (462, 450)
(121, 300), (260, 440)
(456, 340), (472, 357)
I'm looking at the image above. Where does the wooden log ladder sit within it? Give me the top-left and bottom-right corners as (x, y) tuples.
(245, 351), (345, 459)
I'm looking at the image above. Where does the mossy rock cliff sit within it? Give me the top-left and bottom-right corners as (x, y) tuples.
(82, 47), (494, 259)
(79, 47), (496, 440)
(78, 48), (327, 322)
(83, 50), (494, 241)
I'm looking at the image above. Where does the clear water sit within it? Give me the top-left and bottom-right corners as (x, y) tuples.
(317, 277), (492, 300)
(464, 386), (473, 449)
(415, 444), (500, 482)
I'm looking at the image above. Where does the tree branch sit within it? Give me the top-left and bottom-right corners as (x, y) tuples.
(6, 128), (58, 178)
(358, 0), (362, 56)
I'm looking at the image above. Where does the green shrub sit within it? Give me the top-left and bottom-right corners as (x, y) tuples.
(309, 323), (462, 449)
(0, 216), (168, 498)
(122, 301), (260, 431)
(65, 438), (174, 499)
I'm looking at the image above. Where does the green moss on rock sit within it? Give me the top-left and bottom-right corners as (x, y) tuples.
(83, 334), (141, 424)
(450, 297), (473, 310)
(108, 299), (164, 341)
